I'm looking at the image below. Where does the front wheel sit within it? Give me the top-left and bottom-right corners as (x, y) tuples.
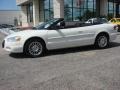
(95, 34), (109, 49)
(24, 39), (45, 57)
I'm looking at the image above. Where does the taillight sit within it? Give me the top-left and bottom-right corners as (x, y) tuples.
(114, 25), (118, 31)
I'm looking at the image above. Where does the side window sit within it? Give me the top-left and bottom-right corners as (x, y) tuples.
(116, 19), (120, 22)
(56, 21), (65, 29)
(93, 19), (98, 24)
(88, 20), (92, 23)
(111, 19), (116, 22)
(118, 19), (120, 22)
(49, 21), (65, 30)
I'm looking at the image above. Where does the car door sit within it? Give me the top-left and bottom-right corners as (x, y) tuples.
(62, 26), (96, 47)
(47, 25), (96, 50)
(47, 28), (68, 49)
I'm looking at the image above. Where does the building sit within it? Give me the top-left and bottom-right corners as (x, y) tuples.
(16, 0), (120, 27)
(0, 10), (21, 25)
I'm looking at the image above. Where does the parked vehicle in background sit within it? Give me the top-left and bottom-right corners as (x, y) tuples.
(85, 18), (108, 25)
(109, 18), (120, 32)
(0, 24), (14, 29)
(0, 25), (3, 29)
(2, 18), (118, 57)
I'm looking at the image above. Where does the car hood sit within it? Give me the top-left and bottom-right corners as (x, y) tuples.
(5, 30), (47, 39)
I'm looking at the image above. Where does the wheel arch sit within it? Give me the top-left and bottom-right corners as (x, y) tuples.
(95, 32), (110, 44)
(23, 37), (46, 52)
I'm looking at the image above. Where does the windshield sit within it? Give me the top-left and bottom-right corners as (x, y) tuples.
(100, 18), (108, 23)
(34, 18), (59, 30)
(116, 19), (120, 22)
(95, 18), (108, 23)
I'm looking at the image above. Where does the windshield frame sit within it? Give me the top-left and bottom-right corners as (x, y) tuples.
(34, 18), (64, 30)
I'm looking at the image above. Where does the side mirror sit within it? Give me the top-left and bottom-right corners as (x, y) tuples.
(49, 25), (60, 30)
(60, 21), (65, 27)
(54, 26), (60, 30)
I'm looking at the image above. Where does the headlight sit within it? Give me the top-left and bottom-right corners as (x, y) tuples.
(7, 36), (21, 42)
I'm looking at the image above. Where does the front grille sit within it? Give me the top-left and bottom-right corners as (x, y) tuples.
(2, 40), (5, 48)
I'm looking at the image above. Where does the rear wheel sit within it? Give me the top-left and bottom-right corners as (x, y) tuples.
(95, 34), (109, 49)
(24, 39), (45, 57)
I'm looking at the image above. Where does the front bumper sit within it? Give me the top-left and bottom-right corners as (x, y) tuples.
(2, 40), (23, 53)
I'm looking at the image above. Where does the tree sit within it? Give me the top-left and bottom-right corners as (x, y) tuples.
(64, 4), (71, 21)
(82, 10), (95, 20)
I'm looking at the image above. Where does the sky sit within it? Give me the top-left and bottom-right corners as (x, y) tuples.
(0, 0), (19, 10)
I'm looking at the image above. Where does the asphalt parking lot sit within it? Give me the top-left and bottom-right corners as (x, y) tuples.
(1, 32), (120, 90)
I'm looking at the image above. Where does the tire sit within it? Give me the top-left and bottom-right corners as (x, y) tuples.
(95, 34), (109, 49)
(118, 25), (120, 32)
(24, 39), (45, 57)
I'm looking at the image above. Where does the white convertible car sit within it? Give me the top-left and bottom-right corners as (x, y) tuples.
(2, 18), (118, 57)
